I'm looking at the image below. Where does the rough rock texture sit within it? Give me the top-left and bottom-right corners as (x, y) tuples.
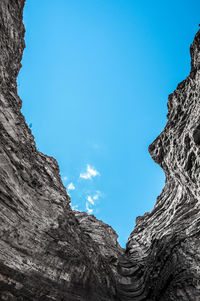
(0, 0), (200, 300)
(118, 31), (200, 301)
(74, 211), (123, 275)
(0, 1), (121, 300)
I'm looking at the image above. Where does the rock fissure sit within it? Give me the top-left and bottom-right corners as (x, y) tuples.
(0, 1), (200, 300)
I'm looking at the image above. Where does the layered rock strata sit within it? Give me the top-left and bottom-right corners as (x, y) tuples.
(0, 0), (200, 300)
(118, 31), (200, 300)
(0, 1), (121, 300)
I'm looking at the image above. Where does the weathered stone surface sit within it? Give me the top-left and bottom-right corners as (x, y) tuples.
(75, 211), (123, 274)
(0, 0), (200, 300)
(0, 1), (121, 300)
(118, 30), (200, 301)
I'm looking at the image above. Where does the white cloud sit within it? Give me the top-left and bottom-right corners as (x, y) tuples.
(67, 182), (75, 191)
(80, 165), (100, 180)
(93, 191), (102, 201)
(86, 202), (93, 214)
(87, 196), (94, 205)
(93, 194), (99, 201)
(63, 176), (68, 181)
(85, 191), (102, 214)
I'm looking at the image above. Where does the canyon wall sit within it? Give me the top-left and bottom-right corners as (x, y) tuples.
(0, 1), (200, 300)
(0, 1), (122, 300)
(118, 30), (200, 300)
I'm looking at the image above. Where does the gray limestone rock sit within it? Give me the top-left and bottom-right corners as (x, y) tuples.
(118, 30), (200, 301)
(0, 1), (200, 300)
(0, 1), (121, 300)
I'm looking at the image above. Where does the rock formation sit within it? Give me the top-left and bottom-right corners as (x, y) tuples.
(0, 0), (199, 300)
(118, 31), (200, 301)
(0, 1), (122, 300)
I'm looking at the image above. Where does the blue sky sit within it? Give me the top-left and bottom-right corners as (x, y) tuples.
(18, 0), (200, 247)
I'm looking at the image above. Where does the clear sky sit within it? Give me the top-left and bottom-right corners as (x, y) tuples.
(18, 0), (200, 247)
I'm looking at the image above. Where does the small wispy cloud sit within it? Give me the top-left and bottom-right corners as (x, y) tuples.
(80, 165), (100, 180)
(67, 182), (75, 191)
(86, 202), (93, 214)
(85, 191), (102, 214)
(87, 196), (94, 205)
(63, 176), (68, 181)
(93, 193), (99, 201)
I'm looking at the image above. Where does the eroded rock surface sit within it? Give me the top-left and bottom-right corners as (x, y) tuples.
(75, 211), (123, 274)
(118, 31), (200, 301)
(0, 0), (200, 300)
(0, 1), (121, 300)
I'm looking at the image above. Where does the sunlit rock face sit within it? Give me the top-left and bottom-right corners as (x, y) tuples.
(0, 1), (200, 300)
(0, 1), (121, 300)
(118, 30), (200, 301)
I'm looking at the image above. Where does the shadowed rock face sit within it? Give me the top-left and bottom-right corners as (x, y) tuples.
(0, 1), (200, 300)
(0, 1), (122, 300)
